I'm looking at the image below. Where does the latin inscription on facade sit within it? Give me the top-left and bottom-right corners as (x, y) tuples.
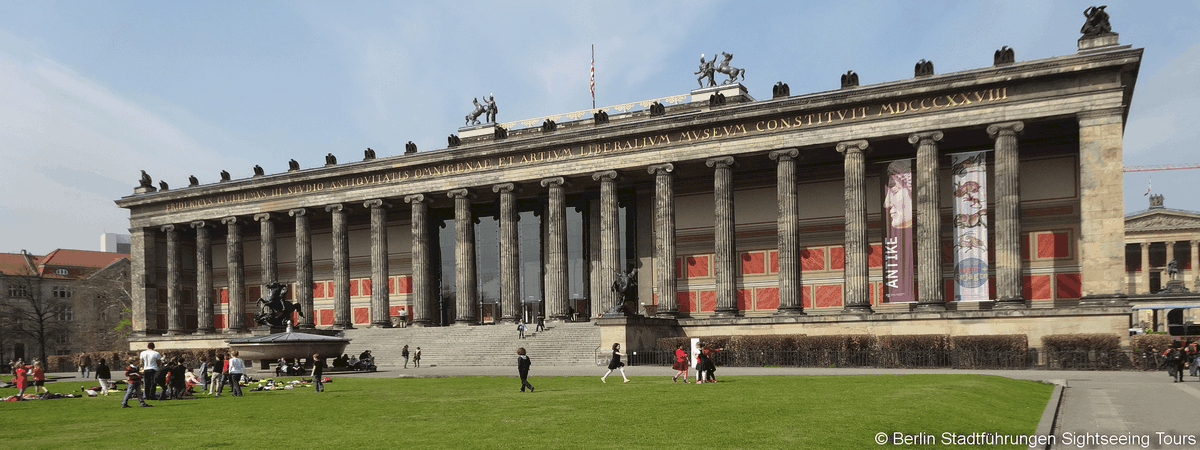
(163, 87), (1007, 213)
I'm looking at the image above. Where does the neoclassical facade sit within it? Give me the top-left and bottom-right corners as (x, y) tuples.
(117, 28), (1142, 351)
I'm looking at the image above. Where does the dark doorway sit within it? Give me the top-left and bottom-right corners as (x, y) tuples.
(1150, 271), (1161, 294)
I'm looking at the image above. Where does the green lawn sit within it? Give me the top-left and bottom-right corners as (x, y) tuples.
(1, 374), (1052, 449)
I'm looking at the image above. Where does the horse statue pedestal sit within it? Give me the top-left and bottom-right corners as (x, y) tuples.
(689, 83), (753, 104)
(458, 122), (500, 139)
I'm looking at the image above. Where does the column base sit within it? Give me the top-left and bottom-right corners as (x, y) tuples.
(330, 324), (355, 330)
(774, 306), (807, 316)
(549, 314), (570, 322)
(297, 323), (316, 329)
(368, 321), (392, 329)
(165, 330), (186, 336)
(411, 320), (436, 327)
(655, 311), (680, 319)
(842, 305), (874, 314)
(994, 297), (1027, 309)
(1078, 293), (1129, 307)
(499, 316), (522, 324)
(193, 329), (214, 336)
(911, 302), (945, 312)
(712, 308), (739, 318)
(453, 319), (478, 326)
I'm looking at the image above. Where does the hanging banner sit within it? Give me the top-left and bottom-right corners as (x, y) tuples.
(882, 160), (915, 303)
(950, 152), (989, 301)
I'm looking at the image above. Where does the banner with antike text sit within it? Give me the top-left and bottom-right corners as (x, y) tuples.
(882, 160), (914, 303)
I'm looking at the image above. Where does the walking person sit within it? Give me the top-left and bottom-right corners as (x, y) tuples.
(671, 343), (689, 383)
(399, 308), (407, 328)
(139, 342), (162, 400)
(120, 359), (151, 408)
(413, 347), (422, 368)
(402, 345), (410, 369)
(81, 354), (92, 379)
(517, 321), (527, 339)
(1188, 342), (1199, 377)
(517, 348), (534, 393)
(96, 358), (112, 395)
(601, 343), (630, 383)
(535, 314), (546, 332)
(228, 351), (246, 396)
(695, 344), (710, 384)
(214, 355), (229, 396)
(311, 353), (325, 393)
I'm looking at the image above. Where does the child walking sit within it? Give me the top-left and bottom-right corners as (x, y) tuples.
(672, 343), (689, 383)
(517, 348), (534, 393)
(601, 343), (630, 383)
(311, 353), (325, 393)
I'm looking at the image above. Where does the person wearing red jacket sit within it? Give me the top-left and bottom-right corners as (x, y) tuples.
(120, 360), (151, 408)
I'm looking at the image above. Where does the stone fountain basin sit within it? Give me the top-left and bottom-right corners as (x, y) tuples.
(227, 329), (350, 361)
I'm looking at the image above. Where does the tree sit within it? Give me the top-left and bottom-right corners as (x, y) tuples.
(4, 273), (69, 366)
(72, 260), (132, 352)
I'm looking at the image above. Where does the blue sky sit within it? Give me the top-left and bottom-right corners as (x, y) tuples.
(0, 1), (1197, 255)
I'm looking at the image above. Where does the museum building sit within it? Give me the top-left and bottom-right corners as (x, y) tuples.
(116, 19), (1143, 353)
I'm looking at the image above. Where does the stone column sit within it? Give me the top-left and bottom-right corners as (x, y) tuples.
(289, 208), (315, 328)
(405, 194), (434, 327)
(542, 177), (570, 321)
(769, 150), (805, 315)
(255, 214), (278, 288)
(1166, 241), (1177, 272)
(365, 199), (391, 328)
(192, 221), (214, 334)
(648, 163), (679, 317)
(1191, 240), (1200, 290)
(493, 184), (521, 323)
(987, 122), (1026, 308)
(162, 224), (183, 335)
(222, 216), (246, 332)
(129, 227), (157, 335)
(326, 204), (352, 329)
(910, 131), (945, 311)
(707, 156), (739, 317)
(1139, 242), (1151, 294)
(448, 189), (478, 325)
(592, 170), (621, 312)
(837, 140), (873, 314)
(1077, 108), (1128, 304)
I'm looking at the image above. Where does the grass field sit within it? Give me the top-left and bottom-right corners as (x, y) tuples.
(1, 374), (1052, 449)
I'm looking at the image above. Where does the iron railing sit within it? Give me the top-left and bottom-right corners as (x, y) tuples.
(626, 349), (1175, 371)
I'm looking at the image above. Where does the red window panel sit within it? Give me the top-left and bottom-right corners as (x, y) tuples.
(398, 276), (413, 294)
(755, 288), (780, 310)
(699, 290), (717, 312)
(1021, 234), (1030, 260)
(815, 285), (842, 308)
(687, 256), (710, 278)
(389, 306), (406, 316)
(318, 309), (334, 326)
(353, 307), (369, 324)
(741, 252), (765, 275)
(214, 314), (226, 330)
(769, 250), (779, 273)
(736, 289), (752, 310)
(349, 280), (359, 297)
(248, 286), (261, 301)
(361, 280), (372, 297)
(1028, 275), (1052, 300)
(677, 292), (696, 312)
(830, 246), (845, 271)
(801, 248), (825, 271)
(945, 279), (954, 302)
(286, 284), (294, 300)
(801, 286), (812, 308)
(675, 258), (683, 279)
(313, 282), (325, 298)
(219, 288), (229, 304)
(868, 244), (883, 268)
(1055, 273), (1082, 299)
(1036, 232), (1071, 259)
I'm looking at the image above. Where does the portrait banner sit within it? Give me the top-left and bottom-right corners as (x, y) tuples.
(882, 160), (914, 303)
(950, 151), (989, 301)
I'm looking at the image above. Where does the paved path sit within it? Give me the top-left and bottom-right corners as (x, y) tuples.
(53, 366), (1197, 448)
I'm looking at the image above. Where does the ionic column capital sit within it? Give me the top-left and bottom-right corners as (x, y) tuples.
(907, 131), (944, 146)
(288, 208), (307, 217)
(836, 140), (870, 155)
(1140, 242), (1151, 249)
(1166, 240), (1176, 247)
(324, 204), (344, 214)
(492, 183), (519, 194)
(706, 156), (736, 168)
(769, 149), (799, 161)
(220, 216), (239, 226)
(447, 188), (473, 200)
(404, 194), (430, 204)
(1191, 240), (1200, 247)
(647, 163), (676, 175)
(986, 121), (1025, 138)
(592, 170), (620, 182)
(540, 177), (568, 188)
(160, 224), (177, 233)
(253, 213), (274, 222)
(190, 220), (210, 230)
(363, 199), (390, 209)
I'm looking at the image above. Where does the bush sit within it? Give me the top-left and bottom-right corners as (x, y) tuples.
(952, 335), (1028, 352)
(1041, 333), (1128, 370)
(950, 335), (1030, 369)
(1131, 334), (1172, 353)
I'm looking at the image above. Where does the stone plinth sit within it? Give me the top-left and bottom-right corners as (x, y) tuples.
(459, 123), (499, 139)
(1079, 33), (1119, 52)
(690, 83), (754, 103)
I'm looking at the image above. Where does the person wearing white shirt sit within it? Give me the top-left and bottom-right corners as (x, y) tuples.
(227, 351), (246, 397)
(139, 342), (162, 400)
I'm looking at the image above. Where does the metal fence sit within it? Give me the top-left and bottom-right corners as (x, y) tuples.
(622, 349), (1173, 371)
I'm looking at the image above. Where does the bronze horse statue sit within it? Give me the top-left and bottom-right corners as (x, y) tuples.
(465, 98), (486, 126)
(254, 281), (303, 327)
(715, 52), (745, 84)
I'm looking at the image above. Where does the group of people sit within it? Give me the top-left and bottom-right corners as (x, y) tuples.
(1163, 341), (1200, 382)
(7, 359), (48, 398)
(120, 342), (249, 408)
(516, 316), (546, 339)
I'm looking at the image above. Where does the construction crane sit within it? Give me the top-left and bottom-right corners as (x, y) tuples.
(1123, 163), (1200, 173)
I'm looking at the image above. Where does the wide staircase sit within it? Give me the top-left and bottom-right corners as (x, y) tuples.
(341, 321), (602, 368)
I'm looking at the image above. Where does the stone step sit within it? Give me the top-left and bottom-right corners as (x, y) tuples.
(336, 322), (601, 367)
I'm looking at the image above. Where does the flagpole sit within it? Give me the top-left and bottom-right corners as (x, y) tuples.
(591, 44), (596, 110)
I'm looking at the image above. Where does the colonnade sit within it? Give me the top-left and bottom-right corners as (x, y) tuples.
(130, 122), (1032, 336)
